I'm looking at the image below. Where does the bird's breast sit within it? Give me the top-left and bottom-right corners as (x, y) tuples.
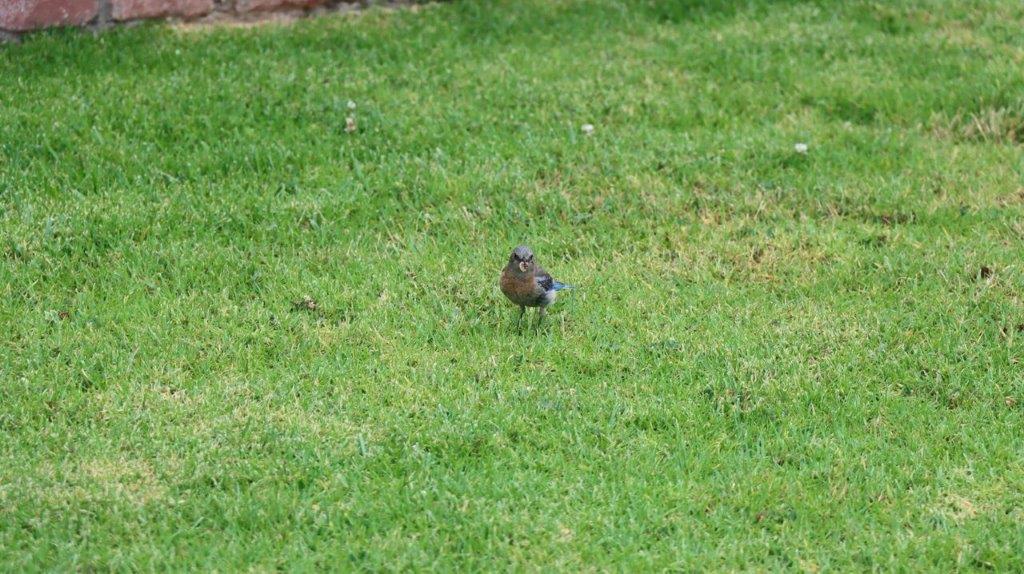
(501, 269), (542, 306)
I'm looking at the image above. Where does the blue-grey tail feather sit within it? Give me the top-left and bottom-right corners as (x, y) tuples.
(552, 281), (573, 291)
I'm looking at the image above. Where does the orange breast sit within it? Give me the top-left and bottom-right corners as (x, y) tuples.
(500, 269), (537, 306)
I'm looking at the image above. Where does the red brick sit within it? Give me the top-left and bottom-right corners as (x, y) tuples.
(111, 0), (213, 21)
(235, 0), (327, 13)
(1, 0), (98, 31)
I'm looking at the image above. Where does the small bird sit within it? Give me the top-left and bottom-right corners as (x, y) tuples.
(500, 245), (573, 331)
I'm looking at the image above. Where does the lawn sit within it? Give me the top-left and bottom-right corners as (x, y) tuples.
(2, 0), (1024, 570)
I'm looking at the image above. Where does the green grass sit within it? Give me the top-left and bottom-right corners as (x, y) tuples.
(2, 0), (1024, 569)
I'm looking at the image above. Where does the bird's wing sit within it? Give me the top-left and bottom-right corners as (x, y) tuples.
(535, 268), (556, 292)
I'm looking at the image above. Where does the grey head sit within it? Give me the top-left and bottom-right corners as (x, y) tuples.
(508, 245), (536, 273)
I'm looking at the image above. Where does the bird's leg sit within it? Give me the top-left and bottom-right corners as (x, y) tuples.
(535, 307), (546, 331)
(516, 306), (525, 333)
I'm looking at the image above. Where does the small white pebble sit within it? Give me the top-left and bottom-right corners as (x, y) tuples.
(347, 100), (357, 110)
(794, 142), (809, 154)
(345, 116), (357, 133)
(581, 123), (595, 136)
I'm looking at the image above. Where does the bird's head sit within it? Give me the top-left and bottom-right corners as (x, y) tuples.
(509, 245), (535, 273)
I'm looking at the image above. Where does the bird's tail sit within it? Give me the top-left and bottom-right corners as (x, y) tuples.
(552, 281), (574, 291)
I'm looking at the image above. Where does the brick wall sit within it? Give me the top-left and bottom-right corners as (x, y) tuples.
(1, 0), (369, 36)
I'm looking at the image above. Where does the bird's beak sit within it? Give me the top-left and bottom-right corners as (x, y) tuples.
(518, 261), (529, 272)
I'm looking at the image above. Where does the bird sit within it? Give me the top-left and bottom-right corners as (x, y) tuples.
(499, 245), (573, 331)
